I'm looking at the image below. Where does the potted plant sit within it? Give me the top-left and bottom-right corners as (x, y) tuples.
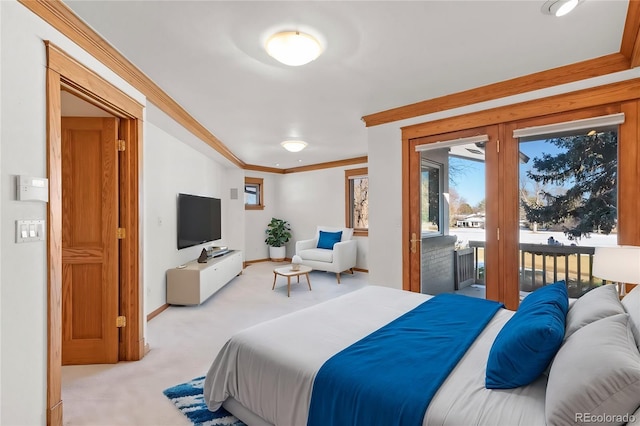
(265, 218), (292, 261)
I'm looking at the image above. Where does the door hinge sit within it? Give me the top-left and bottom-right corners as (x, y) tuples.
(116, 316), (126, 328)
(496, 139), (500, 153)
(117, 139), (126, 151)
(117, 228), (126, 239)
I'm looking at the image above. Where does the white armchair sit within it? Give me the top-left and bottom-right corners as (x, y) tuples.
(295, 226), (357, 283)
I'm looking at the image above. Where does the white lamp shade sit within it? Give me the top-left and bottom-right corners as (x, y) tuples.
(292, 255), (303, 264)
(281, 140), (307, 152)
(592, 246), (640, 284)
(266, 31), (322, 66)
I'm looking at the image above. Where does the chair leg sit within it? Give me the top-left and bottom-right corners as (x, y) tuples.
(336, 273), (341, 284)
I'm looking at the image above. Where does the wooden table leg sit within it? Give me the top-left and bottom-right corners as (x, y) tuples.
(297, 274), (300, 283)
(305, 273), (312, 291)
(287, 276), (291, 297)
(272, 272), (277, 290)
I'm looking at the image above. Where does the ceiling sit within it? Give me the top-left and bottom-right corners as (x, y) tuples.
(63, 0), (630, 170)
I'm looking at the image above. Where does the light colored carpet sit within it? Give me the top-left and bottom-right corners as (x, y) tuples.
(61, 262), (371, 426)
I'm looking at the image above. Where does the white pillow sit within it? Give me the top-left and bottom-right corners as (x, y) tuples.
(564, 284), (625, 339)
(622, 285), (640, 351)
(546, 314), (640, 426)
(315, 226), (354, 242)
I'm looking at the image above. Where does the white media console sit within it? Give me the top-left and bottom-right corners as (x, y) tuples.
(166, 249), (243, 305)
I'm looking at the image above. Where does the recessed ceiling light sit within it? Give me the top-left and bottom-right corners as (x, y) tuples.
(541, 0), (583, 17)
(265, 31), (322, 66)
(280, 140), (308, 152)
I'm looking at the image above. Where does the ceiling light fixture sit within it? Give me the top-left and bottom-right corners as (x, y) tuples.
(265, 31), (322, 66)
(541, 0), (582, 17)
(281, 140), (308, 152)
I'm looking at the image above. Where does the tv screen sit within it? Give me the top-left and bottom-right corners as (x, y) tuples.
(177, 193), (222, 250)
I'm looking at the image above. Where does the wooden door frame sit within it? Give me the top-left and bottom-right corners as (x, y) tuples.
(401, 80), (640, 310)
(403, 126), (506, 303)
(45, 41), (144, 426)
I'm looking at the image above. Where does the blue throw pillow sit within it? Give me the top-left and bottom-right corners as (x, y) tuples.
(485, 281), (568, 389)
(317, 230), (342, 250)
(519, 280), (569, 316)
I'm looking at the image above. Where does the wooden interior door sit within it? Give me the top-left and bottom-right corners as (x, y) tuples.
(62, 117), (120, 365)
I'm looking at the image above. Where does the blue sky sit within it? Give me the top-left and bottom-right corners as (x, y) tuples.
(450, 140), (566, 207)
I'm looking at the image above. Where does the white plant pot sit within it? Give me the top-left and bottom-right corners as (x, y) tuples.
(269, 246), (286, 262)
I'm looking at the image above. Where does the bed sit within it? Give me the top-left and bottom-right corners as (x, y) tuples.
(203, 284), (640, 426)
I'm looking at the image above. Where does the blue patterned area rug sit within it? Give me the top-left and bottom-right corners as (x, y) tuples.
(163, 376), (246, 426)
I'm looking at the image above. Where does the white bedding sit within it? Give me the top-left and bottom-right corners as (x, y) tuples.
(203, 286), (547, 426)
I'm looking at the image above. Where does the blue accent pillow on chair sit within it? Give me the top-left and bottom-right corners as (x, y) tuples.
(486, 281), (568, 389)
(317, 231), (342, 250)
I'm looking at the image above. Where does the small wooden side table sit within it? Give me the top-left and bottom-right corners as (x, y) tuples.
(272, 265), (312, 297)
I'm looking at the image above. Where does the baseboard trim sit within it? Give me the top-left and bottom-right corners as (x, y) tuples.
(147, 303), (169, 321)
(244, 259), (368, 274)
(244, 258), (269, 266)
(244, 258), (291, 267)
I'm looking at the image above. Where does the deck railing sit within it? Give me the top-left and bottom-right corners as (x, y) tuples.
(462, 241), (601, 297)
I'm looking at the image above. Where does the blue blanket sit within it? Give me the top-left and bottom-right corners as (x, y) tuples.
(307, 293), (503, 426)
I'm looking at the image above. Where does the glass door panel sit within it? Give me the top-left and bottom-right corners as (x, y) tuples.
(517, 128), (618, 298)
(418, 146), (487, 298)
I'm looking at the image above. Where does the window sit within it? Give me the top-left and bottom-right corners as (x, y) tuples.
(345, 167), (368, 236)
(244, 177), (264, 210)
(420, 158), (443, 237)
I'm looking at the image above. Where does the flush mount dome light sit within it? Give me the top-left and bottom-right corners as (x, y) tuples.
(541, 0), (583, 17)
(281, 140), (308, 152)
(265, 31), (322, 66)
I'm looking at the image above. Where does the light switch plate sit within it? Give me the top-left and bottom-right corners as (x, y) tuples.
(16, 220), (45, 243)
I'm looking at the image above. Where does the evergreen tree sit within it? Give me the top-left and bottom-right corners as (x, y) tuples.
(523, 131), (617, 240)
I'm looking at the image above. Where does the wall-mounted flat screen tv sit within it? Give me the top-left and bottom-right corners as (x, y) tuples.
(177, 193), (222, 250)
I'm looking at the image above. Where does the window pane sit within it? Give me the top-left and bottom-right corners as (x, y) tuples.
(351, 177), (369, 229)
(421, 158), (442, 235)
(518, 129), (618, 298)
(245, 184), (259, 205)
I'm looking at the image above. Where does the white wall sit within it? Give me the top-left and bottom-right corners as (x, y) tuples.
(143, 121), (242, 314)
(368, 125), (404, 288)
(0, 2), (3, 420)
(243, 165), (370, 271)
(279, 165), (369, 269)
(243, 172), (282, 261)
(0, 2), (145, 424)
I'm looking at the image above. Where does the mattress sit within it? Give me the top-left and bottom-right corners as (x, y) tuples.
(203, 286), (547, 425)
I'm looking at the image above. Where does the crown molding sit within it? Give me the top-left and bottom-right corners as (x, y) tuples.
(362, 54), (630, 127)
(621, 0), (640, 67)
(363, 2), (640, 127)
(282, 156), (368, 174)
(19, 0), (245, 168)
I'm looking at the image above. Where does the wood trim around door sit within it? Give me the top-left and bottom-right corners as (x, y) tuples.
(46, 63), (64, 426)
(46, 42), (143, 426)
(403, 95), (640, 310)
(402, 125), (519, 304)
(118, 118), (144, 360)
